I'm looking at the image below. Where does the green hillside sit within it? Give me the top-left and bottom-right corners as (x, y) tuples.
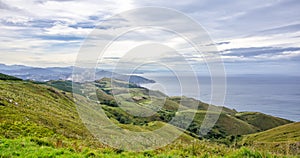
(42, 78), (292, 139)
(0, 78), (192, 142)
(235, 112), (292, 131)
(0, 80), (90, 140)
(0, 73), (22, 81)
(0, 76), (298, 157)
(96, 78), (292, 138)
(240, 122), (300, 155)
(243, 122), (300, 142)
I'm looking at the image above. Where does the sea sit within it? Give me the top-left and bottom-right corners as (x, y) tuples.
(140, 74), (300, 122)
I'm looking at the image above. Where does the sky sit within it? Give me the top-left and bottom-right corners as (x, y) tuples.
(0, 0), (300, 75)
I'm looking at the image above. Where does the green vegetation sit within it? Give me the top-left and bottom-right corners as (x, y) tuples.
(235, 112), (292, 131)
(2, 137), (292, 158)
(0, 80), (90, 140)
(242, 122), (300, 142)
(241, 122), (300, 155)
(42, 80), (83, 95)
(0, 74), (298, 157)
(0, 73), (22, 81)
(92, 78), (291, 139)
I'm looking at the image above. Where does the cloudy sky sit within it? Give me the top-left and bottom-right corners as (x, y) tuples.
(0, 0), (300, 75)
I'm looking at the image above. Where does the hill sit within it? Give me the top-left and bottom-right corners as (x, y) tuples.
(242, 122), (300, 142)
(240, 122), (300, 155)
(0, 76), (297, 157)
(235, 112), (292, 131)
(40, 78), (292, 139)
(0, 73), (22, 81)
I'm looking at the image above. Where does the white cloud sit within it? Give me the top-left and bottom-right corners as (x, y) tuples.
(44, 22), (92, 36)
(218, 31), (300, 51)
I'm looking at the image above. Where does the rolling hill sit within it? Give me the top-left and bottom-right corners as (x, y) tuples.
(240, 122), (300, 155)
(0, 73), (298, 157)
(235, 112), (292, 131)
(39, 77), (293, 139)
(243, 122), (300, 142)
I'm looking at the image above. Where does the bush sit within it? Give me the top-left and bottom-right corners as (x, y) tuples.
(30, 138), (53, 147)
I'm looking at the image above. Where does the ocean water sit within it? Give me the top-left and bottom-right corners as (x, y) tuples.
(140, 75), (300, 121)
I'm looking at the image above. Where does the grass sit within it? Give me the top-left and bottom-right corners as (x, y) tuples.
(0, 73), (22, 81)
(0, 80), (91, 140)
(44, 77), (292, 139)
(242, 122), (300, 142)
(0, 75), (298, 157)
(1, 137), (296, 158)
(235, 112), (292, 131)
(240, 122), (300, 155)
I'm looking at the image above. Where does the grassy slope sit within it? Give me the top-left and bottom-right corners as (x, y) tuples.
(235, 112), (292, 131)
(45, 78), (292, 138)
(240, 122), (300, 155)
(0, 79), (211, 157)
(166, 97), (292, 137)
(2, 137), (287, 158)
(0, 79), (193, 139)
(243, 122), (300, 142)
(0, 76), (297, 157)
(0, 73), (22, 81)
(0, 80), (89, 140)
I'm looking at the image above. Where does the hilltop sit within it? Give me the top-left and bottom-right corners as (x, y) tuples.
(0, 73), (22, 81)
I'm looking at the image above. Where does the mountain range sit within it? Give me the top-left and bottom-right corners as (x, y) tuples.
(0, 63), (154, 84)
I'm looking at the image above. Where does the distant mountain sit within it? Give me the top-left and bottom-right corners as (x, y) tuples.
(0, 63), (155, 84)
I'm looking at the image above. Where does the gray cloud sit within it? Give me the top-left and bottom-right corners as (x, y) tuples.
(0, 0), (22, 11)
(223, 47), (300, 57)
(221, 0), (300, 37)
(256, 23), (300, 36)
(34, 0), (78, 4)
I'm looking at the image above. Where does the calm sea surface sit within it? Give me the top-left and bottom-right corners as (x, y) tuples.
(140, 75), (300, 121)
